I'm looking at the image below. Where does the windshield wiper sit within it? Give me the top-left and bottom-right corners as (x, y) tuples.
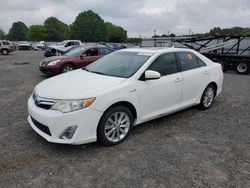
(89, 71), (107, 75)
(82, 68), (106, 75)
(82, 67), (90, 72)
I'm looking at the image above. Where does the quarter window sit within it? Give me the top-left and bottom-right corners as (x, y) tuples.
(196, 57), (206, 67)
(147, 53), (178, 76)
(99, 48), (111, 55)
(177, 52), (199, 71)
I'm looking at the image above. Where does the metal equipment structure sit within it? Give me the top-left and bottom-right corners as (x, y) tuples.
(141, 35), (250, 74)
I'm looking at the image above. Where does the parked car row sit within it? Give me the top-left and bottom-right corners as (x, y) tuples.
(29, 47), (223, 146)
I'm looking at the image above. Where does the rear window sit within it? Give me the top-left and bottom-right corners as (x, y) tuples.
(176, 52), (199, 71)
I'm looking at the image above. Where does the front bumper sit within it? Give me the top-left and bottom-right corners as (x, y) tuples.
(27, 96), (103, 145)
(39, 65), (60, 75)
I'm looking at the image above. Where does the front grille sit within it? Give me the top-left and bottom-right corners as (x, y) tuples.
(33, 93), (56, 110)
(31, 116), (51, 136)
(36, 104), (52, 110)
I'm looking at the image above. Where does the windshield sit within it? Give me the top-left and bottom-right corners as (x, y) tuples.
(85, 51), (151, 78)
(58, 41), (66, 46)
(64, 47), (85, 57)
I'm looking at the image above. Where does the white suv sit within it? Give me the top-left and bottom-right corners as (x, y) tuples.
(49, 40), (81, 51)
(0, 40), (15, 55)
(28, 48), (223, 146)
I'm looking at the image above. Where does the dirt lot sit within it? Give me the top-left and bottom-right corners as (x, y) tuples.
(0, 51), (249, 188)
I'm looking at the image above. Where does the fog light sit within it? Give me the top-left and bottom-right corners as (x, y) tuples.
(59, 125), (78, 140)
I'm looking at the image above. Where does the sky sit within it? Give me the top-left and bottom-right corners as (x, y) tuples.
(1, 0), (250, 37)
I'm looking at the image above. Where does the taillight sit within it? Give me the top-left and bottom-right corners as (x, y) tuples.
(220, 64), (224, 71)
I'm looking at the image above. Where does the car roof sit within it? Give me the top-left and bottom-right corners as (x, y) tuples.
(120, 47), (197, 55)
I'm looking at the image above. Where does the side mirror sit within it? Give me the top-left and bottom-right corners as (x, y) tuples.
(144, 70), (161, 80)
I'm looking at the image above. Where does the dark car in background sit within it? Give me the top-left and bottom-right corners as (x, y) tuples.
(39, 46), (112, 75)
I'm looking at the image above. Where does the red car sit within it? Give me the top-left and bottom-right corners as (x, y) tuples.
(39, 46), (112, 75)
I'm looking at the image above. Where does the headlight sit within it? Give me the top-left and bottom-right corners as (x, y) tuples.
(51, 98), (95, 113)
(48, 60), (61, 66)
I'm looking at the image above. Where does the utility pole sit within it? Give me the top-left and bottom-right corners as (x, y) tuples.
(189, 28), (192, 36)
(153, 29), (156, 47)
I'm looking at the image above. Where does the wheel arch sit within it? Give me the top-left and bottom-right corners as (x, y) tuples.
(207, 81), (218, 96)
(102, 101), (137, 121)
(1, 48), (9, 52)
(96, 100), (138, 140)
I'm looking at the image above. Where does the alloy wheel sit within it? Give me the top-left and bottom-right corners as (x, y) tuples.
(62, 65), (74, 73)
(202, 87), (214, 108)
(104, 111), (130, 142)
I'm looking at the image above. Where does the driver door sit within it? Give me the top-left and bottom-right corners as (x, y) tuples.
(138, 52), (183, 122)
(77, 48), (100, 68)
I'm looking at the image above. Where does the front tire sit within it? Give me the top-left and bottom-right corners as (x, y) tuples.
(61, 64), (75, 73)
(97, 105), (133, 146)
(1, 49), (9, 55)
(199, 85), (216, 110)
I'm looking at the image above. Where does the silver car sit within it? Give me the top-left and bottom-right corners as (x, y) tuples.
(0, 40), (15, 55)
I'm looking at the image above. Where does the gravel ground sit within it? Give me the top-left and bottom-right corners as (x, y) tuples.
(0, 51), (249, 188)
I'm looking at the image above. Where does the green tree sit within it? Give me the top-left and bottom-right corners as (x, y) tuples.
(71, 10), (107, 42)
(44, 17), (69, 41)
(8, 21), (28, 41)
(209, 27), (222, 35)
(126, 37), (142, 44)
(27, 25), (47, 41)
(0, 28), (6, 39)
(106, 22), (127, 43)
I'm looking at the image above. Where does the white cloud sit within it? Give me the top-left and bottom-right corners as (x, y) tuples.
(0, 0), (250, 37)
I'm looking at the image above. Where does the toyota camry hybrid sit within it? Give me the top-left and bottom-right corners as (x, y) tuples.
(28, 48), (223, 146)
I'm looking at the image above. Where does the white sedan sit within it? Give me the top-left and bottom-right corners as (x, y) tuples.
(28, 48), (223, 145)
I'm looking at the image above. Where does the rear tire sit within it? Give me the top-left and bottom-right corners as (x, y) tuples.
(199, 84), (216, 110)
(61, 64), (75, 73)
(234, 62), (248, 74)
(1, 49), (9, 55)
(97, 105), (133, 146)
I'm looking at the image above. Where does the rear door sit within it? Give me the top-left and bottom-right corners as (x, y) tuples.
(176, 52), (209, 108)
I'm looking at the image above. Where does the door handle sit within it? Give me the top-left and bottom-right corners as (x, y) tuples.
(204, 70), (209, 75)
(174, 77), (182, 83)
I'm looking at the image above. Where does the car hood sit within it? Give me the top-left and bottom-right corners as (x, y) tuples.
(41, 55), (71, 63)
(35, 69), (126, 99)
(48, 45), (72, 52)
(42, 56), (65, 63)
(48, 45), (64, 51)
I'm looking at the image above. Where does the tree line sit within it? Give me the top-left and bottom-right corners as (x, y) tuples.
(0, 10), (140, 43)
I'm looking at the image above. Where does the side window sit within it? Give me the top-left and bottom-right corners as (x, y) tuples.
(177, 52), (199, 71)
(2, 41), (10, 45)
(86, 48), (98, 56)
(99, 48), (111, 55)
(196, 56), (206, 67)
(147, 53), (178, 76)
